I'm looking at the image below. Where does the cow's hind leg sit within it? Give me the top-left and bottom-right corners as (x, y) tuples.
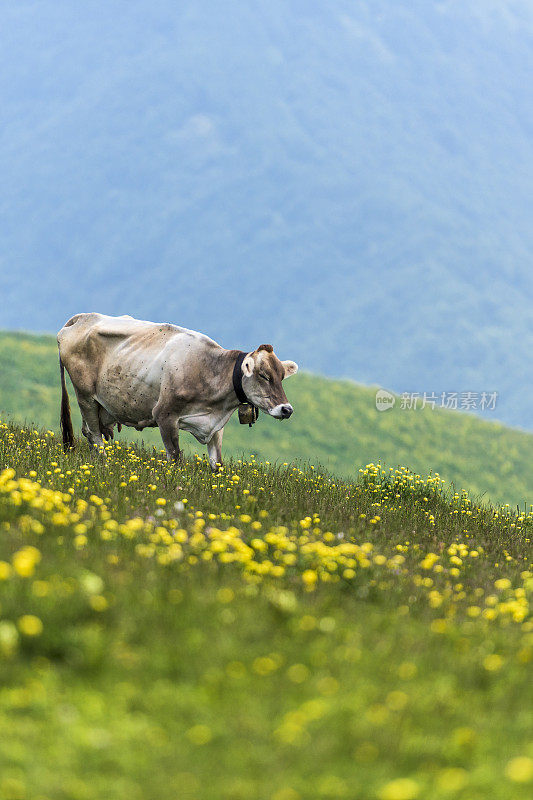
(75, 393), (105, 449)
(99, 406), (117, 441)
(155, 412), (181, 462)
(207, 428), (224, 472)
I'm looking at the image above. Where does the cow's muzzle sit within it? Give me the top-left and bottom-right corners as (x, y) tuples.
(269, 403), (293, 419)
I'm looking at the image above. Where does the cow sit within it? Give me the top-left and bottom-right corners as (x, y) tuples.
(57, 313), (298, 470)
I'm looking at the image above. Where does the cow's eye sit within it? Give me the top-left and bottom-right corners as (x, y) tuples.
(259, 372), (270, 382)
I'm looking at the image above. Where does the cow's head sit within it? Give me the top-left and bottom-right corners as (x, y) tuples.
(241, 344), (298, 419)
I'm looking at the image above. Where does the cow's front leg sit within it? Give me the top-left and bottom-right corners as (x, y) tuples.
(207, 428), (224, 473)
(155, 412), (181, 462)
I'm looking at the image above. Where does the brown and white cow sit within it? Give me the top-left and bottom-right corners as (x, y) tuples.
(57, 313), (297, 470)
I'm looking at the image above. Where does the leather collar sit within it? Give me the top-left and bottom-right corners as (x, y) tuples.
(232, 351), (249, 404)
(232, 351), (259, 425)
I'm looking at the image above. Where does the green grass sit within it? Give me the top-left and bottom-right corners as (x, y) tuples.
(2, 330), (533, 506)
(0, 420), (532, 799)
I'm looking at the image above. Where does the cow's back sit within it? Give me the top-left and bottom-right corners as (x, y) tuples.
(58, 312), (149, 347)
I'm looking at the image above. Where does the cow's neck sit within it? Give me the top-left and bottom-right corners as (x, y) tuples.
(219, 349), (248, 409)
(178, 349), (248, 444)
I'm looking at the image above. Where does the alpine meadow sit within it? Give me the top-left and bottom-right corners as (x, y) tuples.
(0, 332), (532, 799)
(0, 419), (531, 799)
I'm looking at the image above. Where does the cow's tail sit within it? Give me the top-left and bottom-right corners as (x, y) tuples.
(59, 357), (75, 451)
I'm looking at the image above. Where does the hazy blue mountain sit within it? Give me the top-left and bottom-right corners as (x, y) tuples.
(1, 0), (532, 428)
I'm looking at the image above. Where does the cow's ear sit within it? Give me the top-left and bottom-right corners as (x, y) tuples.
(282, 360), (298, 378)
(242, 355), (255, 377)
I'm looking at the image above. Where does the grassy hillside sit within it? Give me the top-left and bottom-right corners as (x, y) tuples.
(2, 331), (533, 507)
(0, 420), (531, 798)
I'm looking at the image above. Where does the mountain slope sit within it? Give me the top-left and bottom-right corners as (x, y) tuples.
(2, 331), (533, 507)
(1, 1), (532, 427)
(0, 422), (531, 798)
